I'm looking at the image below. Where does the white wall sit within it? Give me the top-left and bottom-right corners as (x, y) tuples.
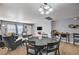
(55, 18), (79, 42)
(0, 17), (52, 38)
(55, 18), (79, 33)
(33, 19), (51, 38)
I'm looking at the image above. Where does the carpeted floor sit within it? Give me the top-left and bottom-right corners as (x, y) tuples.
(1, 42), (79, 55)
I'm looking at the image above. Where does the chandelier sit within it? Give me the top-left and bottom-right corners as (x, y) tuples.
(38, 3), (53, 15)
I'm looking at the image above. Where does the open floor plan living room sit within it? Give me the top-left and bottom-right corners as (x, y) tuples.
(0, 3), (79, 55)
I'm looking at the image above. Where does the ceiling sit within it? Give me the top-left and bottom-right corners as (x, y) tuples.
(0, 3), (79, 21)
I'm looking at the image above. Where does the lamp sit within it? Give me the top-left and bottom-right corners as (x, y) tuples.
(38, 3), (53, 15)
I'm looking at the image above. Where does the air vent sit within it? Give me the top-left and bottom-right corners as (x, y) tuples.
(45, 17), (53, 20)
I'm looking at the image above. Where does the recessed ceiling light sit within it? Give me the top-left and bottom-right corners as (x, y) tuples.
(73, 17), (79, 20)
(73, 18), (77, 20)
(2, 24), (5, 27)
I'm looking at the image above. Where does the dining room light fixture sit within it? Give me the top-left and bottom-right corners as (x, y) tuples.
(38, 3), (53, 15)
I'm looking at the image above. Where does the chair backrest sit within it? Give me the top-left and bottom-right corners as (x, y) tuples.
(73, 33), (79, 42)
(73, 33), (79, 38)
(14, 35), (18, 39)
(22, 32), (27, 38)
(26, 41), (36, 55)
(16, 39), (22, 44)
(73, 33), (79, 45)
(28, 34), (33, 39)
(61, 33), (67, 37)
(42, 34), (48, 38)
(0, 35), (2, 40)
(0, 42), (5, 47)
(3, 36), (14, 48)
(55, 35), (61, 41)
(27, 41), (35, 46)
(47, 41), (60, 53)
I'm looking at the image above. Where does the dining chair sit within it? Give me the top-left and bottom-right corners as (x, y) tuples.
(46, 41), (60, 55)
(22, 32), (27, 38)
(41, 41), (60, 55)
(61, 32), (70, 43)
(0, 35), (2, 41)
(3, 36), (22, 50)
(73, 33), (79, 45)
(42, 34), (48, 38)
(28, 34), (33, 39)
(26, 41), (37, 55)
(14, 35), (18, 39)
(41, 36), (61, 55)
(0, 42), (5, 47)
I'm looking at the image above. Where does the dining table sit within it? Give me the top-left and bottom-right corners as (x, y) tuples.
(28, 37), (57, 46)
(15, 36), (58, 55)
(28, 37), (57, 55)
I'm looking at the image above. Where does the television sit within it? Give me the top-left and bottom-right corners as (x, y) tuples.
(37, 27), (42, 30)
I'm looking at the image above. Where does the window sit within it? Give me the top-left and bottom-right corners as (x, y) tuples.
(17, 24), (23, 35)
(27, 25), (32, 35)
(7, 24), (16, 33)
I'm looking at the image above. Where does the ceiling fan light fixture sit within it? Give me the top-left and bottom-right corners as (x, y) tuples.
(38, 3), (53, 15)
(49, 8), (53, 12)
(45, 11), (50, 15)
(40, 11), (44, 15)
(44, 5), (50, 9)
(39, 8), (43, 11)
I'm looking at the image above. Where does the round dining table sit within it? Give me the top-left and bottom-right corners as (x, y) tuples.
(28, 37), (58, 55)
(28, 37), (57, 46)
